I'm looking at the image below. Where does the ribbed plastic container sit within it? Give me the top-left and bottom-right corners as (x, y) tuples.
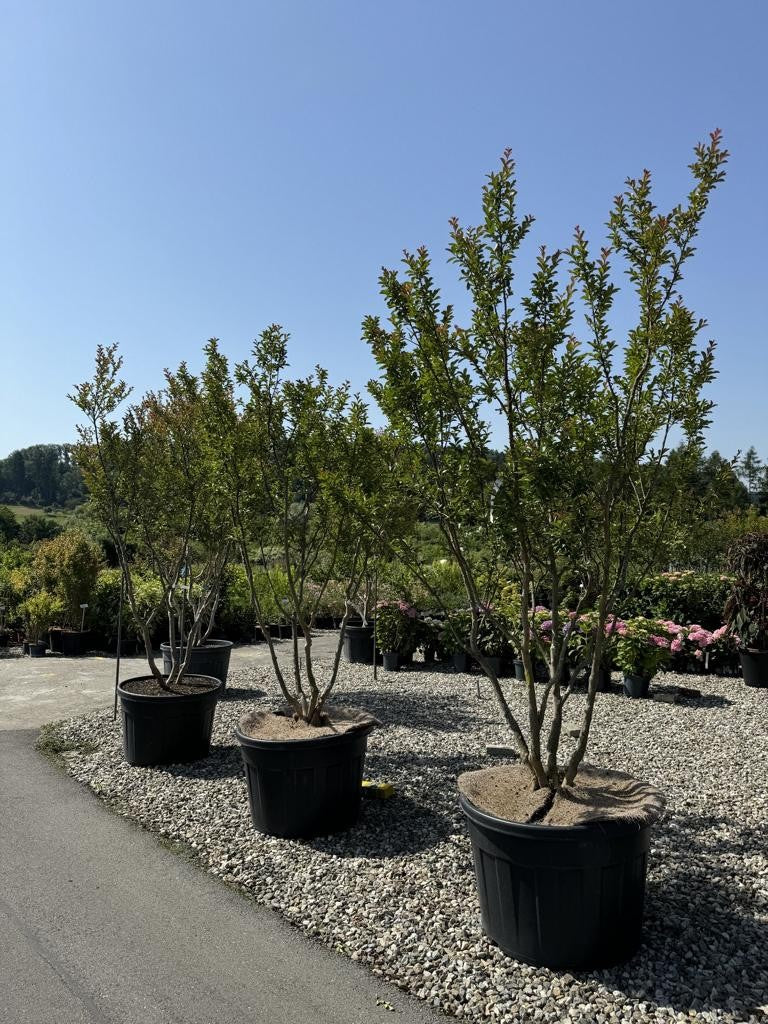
(235, 723), (374, 838)
(61, 630), (89, 656)
(160, 639), (233, 687)
(118, 675), (223, 766)
(739, 649), (768, 687)
(623, 673), (651, 698)
(343, 623), (375, 664)
(460, 794), (655, 969)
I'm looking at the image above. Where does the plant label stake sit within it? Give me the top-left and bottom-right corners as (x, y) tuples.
(80, 602), (88, 632)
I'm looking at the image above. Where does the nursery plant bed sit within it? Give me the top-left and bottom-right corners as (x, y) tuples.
(117, 674), (223, 766)
(45, 662), (768, 1024)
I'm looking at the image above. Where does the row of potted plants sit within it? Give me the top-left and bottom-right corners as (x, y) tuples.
(65, 136), (747, 973)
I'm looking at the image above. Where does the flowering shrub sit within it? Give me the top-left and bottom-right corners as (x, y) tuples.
(724, 533), (768, 650)
(440, 607), (509, 657)
(375, 600), (419, 654)
(614, 617), (673, 679)
(620, 571), (732, 630)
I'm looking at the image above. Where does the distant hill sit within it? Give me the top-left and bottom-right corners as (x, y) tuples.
(0, 444), (86, 509)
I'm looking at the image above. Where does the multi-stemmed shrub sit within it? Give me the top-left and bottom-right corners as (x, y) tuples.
(366, 133), (727, 790)
(725, 532), (768, 651)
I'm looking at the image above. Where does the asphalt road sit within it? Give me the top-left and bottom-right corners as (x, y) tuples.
(0, 645), (440, 1024)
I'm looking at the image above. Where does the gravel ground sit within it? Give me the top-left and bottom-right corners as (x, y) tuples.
(45, 662), (768, 1024)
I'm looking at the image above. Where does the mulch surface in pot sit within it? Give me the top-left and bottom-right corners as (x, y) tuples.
(458, 763), (665, 826)
(120, 675), (219, 697)
(239, 706), (379, 740)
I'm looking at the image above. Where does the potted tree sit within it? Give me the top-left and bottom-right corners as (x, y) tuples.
(725, 532), (768, 686)
(19, 591), (63, 656)
(202, 330), (405, 837)
(71, 347), (231, 765)
(365, 133), (726, 967)
(34, 529), (102, 656)
(375, 600), (419, 671)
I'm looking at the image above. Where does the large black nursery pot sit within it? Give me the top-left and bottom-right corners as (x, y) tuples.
(61, 630), (90, 656)
(117, 675), (223, 766)
(235, 717), (375, 839)
(343, 620), (375, 664)
(459, 793), (658, 970)
(739, 649), (768, 687)
(48, 627), (63, 653)
(28, 640), (47, 658)
(160, 639), (233, 687)
(623, 673), (651, 698)
(513, 658), (549, 682)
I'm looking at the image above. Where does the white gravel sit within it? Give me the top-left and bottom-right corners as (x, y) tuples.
(46, 661), (768, 1023)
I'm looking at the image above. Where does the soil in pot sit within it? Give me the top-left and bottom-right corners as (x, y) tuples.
(458, 763), (665, 969)
(739, 649), (768, 687)
(160, 639), (233, 687)
(118, 674), (222, 766)
(236, 706), (379, 838)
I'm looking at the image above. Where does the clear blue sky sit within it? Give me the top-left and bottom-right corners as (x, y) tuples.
(1, 0), (766, 459)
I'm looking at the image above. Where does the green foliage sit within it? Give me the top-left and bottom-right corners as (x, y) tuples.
(366, 133), (727, 789)
(34, 529), (103, 626)
(613, 618), (672, 679)
(620, 571), (731, 630)
(0, 444), (85, 508)
(724, 532), (768, 649)
(375, 600), (420, 654)
(71, 345), (232, 684)
(18, 590), (64, 642)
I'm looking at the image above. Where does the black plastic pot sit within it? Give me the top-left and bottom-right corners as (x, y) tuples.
(513, 658), (549, 682)
(48, 627), (63, 653)
(739, 649), (768, 687)
(28, 640), (47, 658)
(478, 654), (503, 676)
(0, 632), (9, 648)
(61, 630), (90, 656)
(623, 673), (651, 698)
(235, 719), (374, 838)
(117, 675), (223, 766)
(460, 793), (655, 969)
(343, 622), (375, 664)
(452, 651), (470, 672)
(22, 640), (30, 656)
(382, 651), (399, 672)
(160, 639), (233, 688)
(313, 615), (336, 630)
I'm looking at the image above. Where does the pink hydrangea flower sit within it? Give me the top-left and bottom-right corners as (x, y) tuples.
(650, 635), (669, 648)
(670, 637), (683, 653)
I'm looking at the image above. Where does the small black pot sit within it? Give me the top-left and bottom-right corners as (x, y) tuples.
(343, 621), (375, 664)
(22, 640), (30, 656)
(739, 649), (768, 687)
(160, 639), (233, 688)
(235, 719), (374, 838)
(0, 632), (9, 649)
(460, 792), (656, 969)
(117, 675), (223, 766)
(478, 654), (503, 676)
(513, 658), (549, 682)
(28, 640), (47, 658)
(452, 651), (470, 673)
(61, 630), (90, 657)
(623, 673), (651, 698)
(381, 651), (399, 672)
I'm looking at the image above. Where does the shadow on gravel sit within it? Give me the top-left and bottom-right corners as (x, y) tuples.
(308, 793), (454, 858)
(592, 811), (767, 1020)
(165, 743), (244, 780)
(330, 687), (487, 732)
(222, 686), (266, 702)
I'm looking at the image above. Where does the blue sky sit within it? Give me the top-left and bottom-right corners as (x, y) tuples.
(1, 0), (766, 459)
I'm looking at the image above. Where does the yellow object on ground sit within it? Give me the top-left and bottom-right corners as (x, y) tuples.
(361, 780), (395, 799)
